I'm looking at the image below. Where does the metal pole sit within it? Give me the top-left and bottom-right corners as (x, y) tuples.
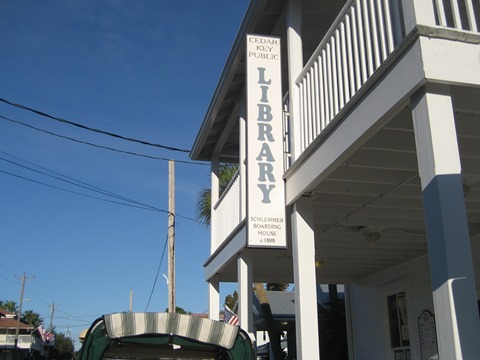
(129, 290), (133, 312)
(14, 273), (26, 352)
(168, 160), (176, 313)
(49, 302), (55, 332)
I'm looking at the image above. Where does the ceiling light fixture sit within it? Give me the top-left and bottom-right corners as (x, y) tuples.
(361, 226), (382, 243)
(315, 257), (327, 268)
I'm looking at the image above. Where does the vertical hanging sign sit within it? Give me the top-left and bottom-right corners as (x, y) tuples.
(246, 34), (286, 248)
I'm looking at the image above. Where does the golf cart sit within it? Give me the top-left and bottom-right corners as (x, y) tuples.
(77, 312), (254, 360)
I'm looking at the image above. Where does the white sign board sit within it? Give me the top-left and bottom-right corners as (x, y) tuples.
(246, 34), (286, 248)
(418, 310), (439, 360)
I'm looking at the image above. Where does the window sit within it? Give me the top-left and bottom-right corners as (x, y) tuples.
(387, 292), (410, 358)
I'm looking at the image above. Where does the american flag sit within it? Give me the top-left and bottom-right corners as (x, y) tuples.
(44, 331), (55, 344)
(224, 305), (239, 326)
(33, 323), (45, 339)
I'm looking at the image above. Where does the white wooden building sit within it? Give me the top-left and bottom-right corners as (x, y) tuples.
(190, 0), (480, 359)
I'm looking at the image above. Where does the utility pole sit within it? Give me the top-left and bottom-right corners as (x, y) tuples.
(168, 160), (176, 313)
(45, 302), (56, 360)
(49, 302), (56, 332)
(129, 290), (133, 312)
(14, 273), (27, 351)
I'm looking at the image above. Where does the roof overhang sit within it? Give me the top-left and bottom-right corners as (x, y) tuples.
(190, 0), (286, 162)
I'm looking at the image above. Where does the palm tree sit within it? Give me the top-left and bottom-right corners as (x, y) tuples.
(196, 163), (284, 359)
(196, 163), (239, 225)
(0, 300), (18, 313)
(22, 310), (43, 328)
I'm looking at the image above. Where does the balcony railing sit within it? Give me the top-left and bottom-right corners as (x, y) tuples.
(295, 0), (405, 157)
(213, 168), (244, 250)
(290, 0), (479, 162)
(434, 0), (479, 31)
(0, 334), (34, 349)
(283, 96), (292, 170)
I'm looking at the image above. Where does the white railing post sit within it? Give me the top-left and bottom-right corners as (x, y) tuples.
(283, 97), (292, 170)
(432, 0), (479, 32)
(465, 0), (479, 32)
(402, 0), (436, 33)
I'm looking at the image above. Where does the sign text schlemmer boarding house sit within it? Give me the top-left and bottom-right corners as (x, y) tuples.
(246, 34), (286, 248)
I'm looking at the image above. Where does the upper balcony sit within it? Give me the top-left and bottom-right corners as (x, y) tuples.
(285, 0), (480, 169)
(0, 334), (36, 349)
(191, 0), (480, 265)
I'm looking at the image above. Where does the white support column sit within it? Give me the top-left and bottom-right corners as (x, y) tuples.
(238, 252), (254, 341)
(412, 88), (480, 359)
(291, 196), (320, 359)
(286, 0), (303, 162)
(344, 284), (356, 360)
(208, 276), (220, 321)
(211, 154), (220, 254)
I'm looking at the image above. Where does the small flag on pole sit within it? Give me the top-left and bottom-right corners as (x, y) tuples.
(224, 305), (239, 326)
(44, 331), (55, 345)
(33, 323), (45, 339)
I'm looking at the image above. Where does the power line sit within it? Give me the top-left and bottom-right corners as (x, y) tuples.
(0, 168), (162, 211)
(53, 323), (92, 329)
(0, 252), (18, 278)
(0, 114), (206, 165)
(0, 239), (32, 280)
(0, 273), (17, 284)
(55, 309), (97, 325)
(174, 213), (198, 223)
(0, 155), (165, 212)
(0, 157), (163, 211)
(0, 149), (144, 204)
(0, 150), (201, 223)
(145, 232), (169, 312)
(0, 149), (169, 211)
(0, 97), (190, 153)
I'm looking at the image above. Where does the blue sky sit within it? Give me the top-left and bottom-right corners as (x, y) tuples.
(0, 0), (247, 348)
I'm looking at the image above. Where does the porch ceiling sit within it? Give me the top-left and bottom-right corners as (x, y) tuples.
(309, 86), (479, 284)
(214, 86), (480, 285)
